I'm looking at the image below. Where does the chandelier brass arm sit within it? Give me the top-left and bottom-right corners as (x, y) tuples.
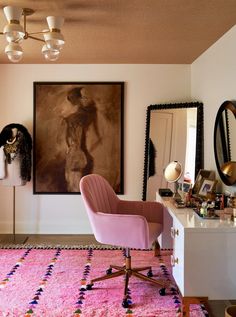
(27, 35), (45, 43)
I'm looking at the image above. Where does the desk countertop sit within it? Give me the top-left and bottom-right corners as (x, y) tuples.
(158, 195), (236, 232)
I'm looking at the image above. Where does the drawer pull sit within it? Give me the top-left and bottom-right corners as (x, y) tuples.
(171, 255), (179, 266)
(171, 227), (179, 238)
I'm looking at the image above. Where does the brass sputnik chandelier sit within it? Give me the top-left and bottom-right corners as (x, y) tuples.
(0, 6), (65, 63)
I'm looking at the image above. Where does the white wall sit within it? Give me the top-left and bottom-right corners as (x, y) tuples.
(191, 25), (236, 193)
(0, 64), (190, 233)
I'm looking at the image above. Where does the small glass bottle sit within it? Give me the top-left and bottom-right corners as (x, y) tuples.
(185, 184), (192, 207)
(215, 193), (222, 210)
(200, 201), (208, 217)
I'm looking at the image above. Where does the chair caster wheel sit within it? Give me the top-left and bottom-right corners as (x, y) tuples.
(106, 268), (112, 275)
(86, 283), (93, 290)
(122, 299), (129, 308)
(147, 269), (153, 277)
(159, 288), (166, 296)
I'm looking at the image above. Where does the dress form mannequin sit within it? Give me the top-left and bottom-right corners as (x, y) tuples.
(0, 124), (32, 243)
(0, 146), (5, 179)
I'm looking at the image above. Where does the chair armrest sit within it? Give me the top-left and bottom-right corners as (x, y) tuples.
(91, 212), (150, 249)
(117, 200), (163, 224)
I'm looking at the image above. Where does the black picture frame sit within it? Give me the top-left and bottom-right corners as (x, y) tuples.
(33, 81), (124, 194)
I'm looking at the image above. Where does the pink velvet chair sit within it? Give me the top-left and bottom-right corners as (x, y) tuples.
(80, 174), (166, 308)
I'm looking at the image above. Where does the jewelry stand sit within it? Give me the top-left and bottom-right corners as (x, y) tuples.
(1, 186), (28, 244)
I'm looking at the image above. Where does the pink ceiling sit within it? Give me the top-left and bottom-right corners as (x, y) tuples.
(0, 0), (236, 64)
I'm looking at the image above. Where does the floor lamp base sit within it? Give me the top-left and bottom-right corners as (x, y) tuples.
(0, 187), (29, 245)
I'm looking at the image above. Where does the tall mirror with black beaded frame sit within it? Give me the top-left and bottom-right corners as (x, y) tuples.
(142, 102), (204, 201)
(214, 100), (236, 186)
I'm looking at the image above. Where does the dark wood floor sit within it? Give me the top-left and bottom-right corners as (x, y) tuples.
(0, 234), (101, 246)
(0, 234), (234, 316)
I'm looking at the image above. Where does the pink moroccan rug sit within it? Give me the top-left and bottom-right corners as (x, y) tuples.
(0, 248), (208, 317)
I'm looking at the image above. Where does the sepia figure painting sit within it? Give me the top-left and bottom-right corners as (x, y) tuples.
(33, 82), (124, 194)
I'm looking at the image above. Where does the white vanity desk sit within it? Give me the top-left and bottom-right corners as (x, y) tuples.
(156, 194), (236, 304)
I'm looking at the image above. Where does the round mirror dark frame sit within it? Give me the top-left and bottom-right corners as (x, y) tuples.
(214, 100), (236, 186)
(142, 102), (204, 201)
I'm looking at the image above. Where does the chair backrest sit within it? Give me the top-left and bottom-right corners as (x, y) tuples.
(80, 174), (120, 243)
(80, 174), (119, 215)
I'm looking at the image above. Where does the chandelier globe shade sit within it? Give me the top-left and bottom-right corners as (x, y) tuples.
(44, 16), (65, 51)
(5, 42), (23, 63)
(3, 6), (24, 43)
(1, 6), (65, 63)
(43, 32), (65, 51)
(42, 44), (60, 62)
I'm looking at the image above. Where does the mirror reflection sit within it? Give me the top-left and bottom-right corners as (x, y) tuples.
(142, 102), (204, 201)
(214, 100), (236, 186)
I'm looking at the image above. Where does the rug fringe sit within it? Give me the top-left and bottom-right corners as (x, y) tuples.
(0, 243), (173, 250)
(0, 243), (120, 250)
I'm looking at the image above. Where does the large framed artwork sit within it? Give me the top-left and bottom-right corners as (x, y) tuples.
(33, 82), (124, 194)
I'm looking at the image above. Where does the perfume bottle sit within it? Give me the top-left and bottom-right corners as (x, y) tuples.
(200, 201), (208, 217)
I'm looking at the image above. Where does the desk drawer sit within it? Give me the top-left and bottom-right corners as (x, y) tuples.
(171, 219), (184, 293)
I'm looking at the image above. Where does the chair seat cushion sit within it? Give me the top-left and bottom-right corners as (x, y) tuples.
(148, 222), (162, 248)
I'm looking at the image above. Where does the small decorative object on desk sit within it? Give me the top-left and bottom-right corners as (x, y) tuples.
(184, 184), (200, 208)
(229, 195), (236, 208)
(194, 208), (219, 219)
(233, 209), (236, 223)
(184, 184), (192, 205)
(194, 200), (220, 219)
(223, 209), (233, 222)
(159, 188), (173, 197)
(180, 181), (192, 193)
(206, 190), (216, 202)
(229, 195), (236, 223)
(215, 193), (224, 210)
(174, 198), (186, 208)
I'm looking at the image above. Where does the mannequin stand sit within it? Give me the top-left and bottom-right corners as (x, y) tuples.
(1, 186), (28, 244)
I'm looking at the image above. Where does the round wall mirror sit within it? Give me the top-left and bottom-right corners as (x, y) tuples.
(214, 100), (236, 186)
